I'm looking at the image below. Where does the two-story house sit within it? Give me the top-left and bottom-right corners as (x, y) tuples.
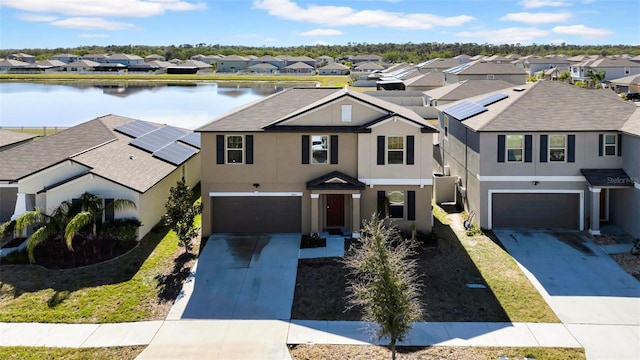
(437, 81), (639, 238)
(215, 55), (251, 73)
(570, 56), (640, 82)
(443, 61), (528, 85)
(197, 87), (438, 237)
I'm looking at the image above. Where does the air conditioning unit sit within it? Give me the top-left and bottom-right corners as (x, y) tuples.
(458, 186), (467, 198)
(443, 165), (450, 176)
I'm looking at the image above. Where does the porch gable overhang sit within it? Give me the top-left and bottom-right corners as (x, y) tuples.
(581, 168), (634, 188)
(306, 171), (365, 190)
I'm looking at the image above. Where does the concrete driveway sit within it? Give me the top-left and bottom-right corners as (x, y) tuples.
(494, 229), (640, 359)
(174, 233), (300, 320)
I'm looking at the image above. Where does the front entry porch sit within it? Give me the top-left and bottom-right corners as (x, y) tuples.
(306, 171), (366, 236)
(581, 169), (635, 235)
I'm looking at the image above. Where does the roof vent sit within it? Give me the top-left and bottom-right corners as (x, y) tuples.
(513, 87), (526, 92)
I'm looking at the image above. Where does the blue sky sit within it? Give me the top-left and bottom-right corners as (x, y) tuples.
(1, 0), (638, 50)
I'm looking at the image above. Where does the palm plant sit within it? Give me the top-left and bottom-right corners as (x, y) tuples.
(64, 192), (136, 250)
(14, 201), (73, 263)
(585, 69), (605, 88)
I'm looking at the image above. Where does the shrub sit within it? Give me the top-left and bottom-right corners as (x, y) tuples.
(100, 218), (142, 244)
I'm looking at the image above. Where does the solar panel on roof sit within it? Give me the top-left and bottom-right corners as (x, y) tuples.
(178, 132), (201, 149)
(153, 142), (197, 166)
(114, 120), (158, 138)
(445, 62), (472, 74)
(477, 93), (508, 107)
(129, 125), (187, 153)
(444, 101), (487, 120)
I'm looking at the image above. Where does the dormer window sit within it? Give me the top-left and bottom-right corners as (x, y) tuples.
(341, 105), (352, 122)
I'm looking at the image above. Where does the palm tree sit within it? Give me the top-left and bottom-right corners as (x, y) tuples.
(14, 201), (73, 263)
(64, 192), (136, 250)
(558, 71), (572, 83)
(585, 68), (606, 88)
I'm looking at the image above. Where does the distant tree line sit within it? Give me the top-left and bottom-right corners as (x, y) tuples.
(2, 42), (639, 63)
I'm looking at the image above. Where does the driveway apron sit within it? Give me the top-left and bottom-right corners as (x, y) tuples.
(494, 229), (640, 359)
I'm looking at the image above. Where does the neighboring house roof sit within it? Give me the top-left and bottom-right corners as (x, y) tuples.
(0, 130), (38, 149)
(219, 55), (250, 61)
(610, 74), (640, 85)
(355, 62), (384, 70)
(35, 60), (67, 67)
(145, 54), (166, 60)
(424, 79), (514, 102)
(0, 115), (199, 193)
(404, 72), (445, 87)
(446, 81), (636, 132)
(66, 59), (100, 67)
(525, 56), (570, 65)
(575, 57), (640, 68)
(418, 58), (460, 70)
(106, 53), (144, 60)
(197, 87), (437, 133)
(445, 61), (527, 75)
(253, 55), (282, 62)
(0, 59), (29, 67)
(181, 60), (212, 68)
(285, 61), (314, 70)
(621, 110), (640, 137)
(51, 53), (77, 58)
(319, 63), (349, 70)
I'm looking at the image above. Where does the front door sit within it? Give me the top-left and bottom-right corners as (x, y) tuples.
(326, 194), (345, 228)
(599, 189), (608, 222)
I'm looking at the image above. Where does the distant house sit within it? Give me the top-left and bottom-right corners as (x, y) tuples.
(250, 55), (284, 71)
(436, 81), (640, 238)
(82, 54), (108, 63)
(247, 62), (279, 74)
(284, 61), (315, 74)
(535, 67), (570, 81)
(354, 62), (384, 73)
(215, 55), (250, 73)
(609, 74), (640, 94)
(315, 55), (334, 66)
(103, 54), (144, 66)
(65, 59), (100, 73)
(169, 60), (213, 74)
(0, 115), (201, 238)
(318, 63), (350, 75)
(50, 53), (81, 63)
(417, 58), (461, 73)
(402, 72), (445, 92)
(570, 57), (640, 82)
(350, 54), (383, 64)
(145, 54), (166, 62)
(7, 53), (35, 63)
(18, 60), (67, 73)
(443, 61), (528, 85)
(520, 56), (571, 75)
(0, 59), (29, 72)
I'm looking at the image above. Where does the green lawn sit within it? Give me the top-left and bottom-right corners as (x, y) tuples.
(433, 204), (560, 323)
(0, 346), (145, 360)
(0, 213), (200, 323)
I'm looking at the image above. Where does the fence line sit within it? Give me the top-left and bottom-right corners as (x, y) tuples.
(0, 126), (66, 136)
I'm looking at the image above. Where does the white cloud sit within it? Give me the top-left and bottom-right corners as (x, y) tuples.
(252, 0), (475, 30)
(552, 24), (612, 38)
(264, 37), (276, 42)
(299, 28), (343, 37)
(2, 0), (206, 18)
(17, 13), (58, 22)
(51, 17), (137, 31)
(456, 27), (551, 44)
(519, 0), (570, 8)
(500, 11), (572, 24)
(78, 33), (110, 38)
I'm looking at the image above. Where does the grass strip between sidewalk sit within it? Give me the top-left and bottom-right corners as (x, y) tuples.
(0, 346), (145, 360)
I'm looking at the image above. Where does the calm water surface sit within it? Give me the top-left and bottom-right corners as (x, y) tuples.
(0, 81), (292, 129)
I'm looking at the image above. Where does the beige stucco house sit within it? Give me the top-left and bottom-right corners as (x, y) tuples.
(197, 87), (438, 237)
(0, 115), (201, 239)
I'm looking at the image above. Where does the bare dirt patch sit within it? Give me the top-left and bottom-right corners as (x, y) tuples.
(611, 253), (640, 281)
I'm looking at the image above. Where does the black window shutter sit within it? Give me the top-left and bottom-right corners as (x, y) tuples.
(540, 135), (548, 162)
(497, 135), (505, 162)
(301, 135), (310, 164)
(598, 134), (603, 156)
(524, 135), (532, 163)
(245, 135), (253, 164)
(407, 191), (416, 221)
(617, 134), (622, 157)
(216, 135), (224, 164)
(330, 135), (339, 164)
(377, 191), (386, 217)
(406, 136), (415, 165)
(377, 136), (385, 165)
(567, 134), (575, 163)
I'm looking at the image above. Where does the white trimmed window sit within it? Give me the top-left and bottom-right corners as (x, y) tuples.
(387, 136), (404, 164)
(311, 135), (328, 164)
(506, 135), (523, 162)
(387, 191), (405, 219)
(226, 135), (243, 164)
(549, 135), (566, 162)
(486, 74), (495, 80)
(341, 105), (352, 122)
(604, 134), (617, 156)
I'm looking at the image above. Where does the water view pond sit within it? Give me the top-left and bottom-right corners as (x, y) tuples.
(0, 81), (299, 129)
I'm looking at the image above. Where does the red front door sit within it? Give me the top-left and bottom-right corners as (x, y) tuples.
(326, 194), (345, 227)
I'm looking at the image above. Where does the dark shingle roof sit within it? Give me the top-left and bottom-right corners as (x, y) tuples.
(453, 81), (637, 132)
(425, 79), (514, 101)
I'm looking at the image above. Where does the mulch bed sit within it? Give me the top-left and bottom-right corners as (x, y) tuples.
(291, 221), (510, 322)
(300, 235), (327, 249)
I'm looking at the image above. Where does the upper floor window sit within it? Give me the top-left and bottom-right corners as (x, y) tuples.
(311, 135), (329, 164)
(486, 74), (495, 80)
(603, 134), (617, 156)
(549, 135), (566, 162)
(226, 135), (243, 163)
(507, 135), (523, 162)
(387, 136), (404, 164)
